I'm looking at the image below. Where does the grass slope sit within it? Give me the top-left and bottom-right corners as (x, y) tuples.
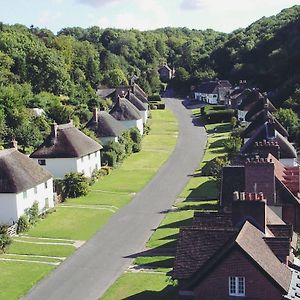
(102, 113), (231, 299)
(0, 109), (178, 300)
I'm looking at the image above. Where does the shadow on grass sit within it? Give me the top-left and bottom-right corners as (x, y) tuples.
(135, 257), (175, 268)
(209, 138), (227, 148)
(184, 180), (218, 200)
(124, 285), (181, 300)
(158, 218), (193, 229)
(125, 242), (177, 258)
(206, 123), (231, 134)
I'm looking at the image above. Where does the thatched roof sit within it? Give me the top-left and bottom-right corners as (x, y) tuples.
(30, 123), (102, 159)
(0, 148), (52, 193)
(127, 92), (147, 111)
(85, 110), (126, 138)
(110, 97), (142, 121)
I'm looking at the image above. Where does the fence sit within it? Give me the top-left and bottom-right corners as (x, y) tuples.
(7, 223), (17, 236)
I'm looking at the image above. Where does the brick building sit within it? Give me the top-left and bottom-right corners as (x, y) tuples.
(172, 196), (299, 300)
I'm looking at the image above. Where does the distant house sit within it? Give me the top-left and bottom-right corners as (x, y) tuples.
(0, 146), (54, 225)
(85, 108), (126, 145)
(30, 122), (102, 178)
(126, 92), (148, 123)
(172, 195), (299, 300)
(114, 83), (149, 105)
(96, 87), (116, 99)
(236, 89), (263, 122)
(241, 111), (289, 142)
(226, 80), (247, 108)
(240, 120), (297, 166)
(110, 97), (143, 135)
(194, 80), (232, 104)
(158, 64), (175, 82)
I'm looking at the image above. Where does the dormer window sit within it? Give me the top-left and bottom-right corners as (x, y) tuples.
(229, 276), (245, 297)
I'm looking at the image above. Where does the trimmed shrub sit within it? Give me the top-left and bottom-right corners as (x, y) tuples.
(148, 94), (162, 102)
(205, 109), (235, 123)
(62, 172), (89, 198)
(102, 151), (117, 167)
(0, 225), (12, 253)
(17, 215), (30, 233)
(25, 201), (39, 225)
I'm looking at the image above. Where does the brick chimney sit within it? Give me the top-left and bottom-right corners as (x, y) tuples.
(245, 157), (276, 205)
(10, 139), (18, 149)
(93, 107), (98, 122)
(254, 140), (280, 160)
(232, 191), (267, 232)
(263, 237), (291, 264)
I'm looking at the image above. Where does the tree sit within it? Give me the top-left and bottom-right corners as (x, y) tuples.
(47, 104), (74, 124)
(62, 172), (89, 198)
(274, 108), (299, 137)
(103, 68), (128, 87)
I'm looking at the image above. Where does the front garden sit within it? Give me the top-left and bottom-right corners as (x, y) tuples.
(0, 109), (178, 300)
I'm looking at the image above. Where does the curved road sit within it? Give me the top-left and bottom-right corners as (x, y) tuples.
(23, 98), (207, 300)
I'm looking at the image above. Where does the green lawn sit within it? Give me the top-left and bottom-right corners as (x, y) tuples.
(0, 261), (55, 300)
(103, 119), (232, 299)
(27, 207), (114, 240)
(0, 109), (179, 300)
(7, 241), (75, 257)
(101, 273), (179, 300)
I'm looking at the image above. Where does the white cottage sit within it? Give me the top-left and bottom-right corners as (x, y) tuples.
(85, 108), (126, 145)
(127, 92), (148, 123)
(110, 97), (143, 135)
(30, 122), (103, 178)
(0, 147), (54, 225)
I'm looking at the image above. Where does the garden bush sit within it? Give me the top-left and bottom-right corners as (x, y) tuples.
(205, 109), (235, 123)
(0, 225), (12, 253)
(25, 201), (39, 225)
(17, 215), (30, 233)
(148, 94), (162, 102)
(62, 172), (89, 198)
(102, 151), (117, 167)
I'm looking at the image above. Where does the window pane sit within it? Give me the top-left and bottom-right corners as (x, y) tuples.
(238, 277), (245, 294)
(229, 277), (236, 294)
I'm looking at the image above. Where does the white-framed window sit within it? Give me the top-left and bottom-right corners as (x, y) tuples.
(44, 181), (48, 189)
(81, 157), (84, 163)
(229, 276), (245, 297)
(23, 191), (27, 199)
(34, 186), (38, 194)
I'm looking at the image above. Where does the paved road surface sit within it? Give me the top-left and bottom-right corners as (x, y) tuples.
(23, 98), (207, 300)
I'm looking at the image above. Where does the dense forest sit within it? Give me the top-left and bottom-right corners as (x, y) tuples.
(0, 5), (299, 151)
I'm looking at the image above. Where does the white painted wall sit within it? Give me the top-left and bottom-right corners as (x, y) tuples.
(141, 110), (148, 123)
(76, 150), (101, 177)
(32, 157), (78, 178)
(0, 179), (54, 225)
(194, 92), (218, 104)
(120, 119), (143, 135)
(32, 150), (101, 178)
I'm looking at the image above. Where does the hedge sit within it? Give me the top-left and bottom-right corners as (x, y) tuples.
(205, 109), (235, 124)
(148, 94), (162, 102)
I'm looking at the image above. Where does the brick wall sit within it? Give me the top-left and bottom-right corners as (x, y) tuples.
(193, 247), (284, 300)
(245, 161), (276, 205)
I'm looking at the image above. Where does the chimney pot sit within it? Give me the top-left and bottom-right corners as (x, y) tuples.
(51, 123), (58, 138)
(10, 139), (18, 149)
(93, 107), (98, 122)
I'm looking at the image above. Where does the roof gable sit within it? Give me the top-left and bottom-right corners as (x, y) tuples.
(85, 111), (126, 138)
(30, 123), (102, 158)
(0, 149), (52, 193)
(110, 97), (142, 121)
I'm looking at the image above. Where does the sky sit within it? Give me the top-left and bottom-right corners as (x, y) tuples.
(1, 0), (299, 33)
